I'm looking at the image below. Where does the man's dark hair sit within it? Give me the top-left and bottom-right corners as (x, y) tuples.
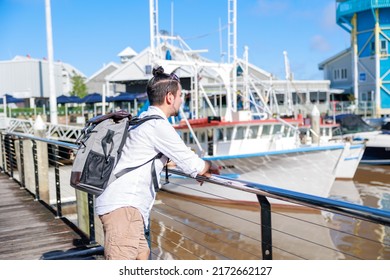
(146, 66), (180, 105)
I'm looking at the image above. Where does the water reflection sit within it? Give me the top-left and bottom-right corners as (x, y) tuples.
(151, 165), (390, 260)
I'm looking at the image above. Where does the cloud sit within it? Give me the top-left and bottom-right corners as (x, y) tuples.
(310, 35), (331, 52)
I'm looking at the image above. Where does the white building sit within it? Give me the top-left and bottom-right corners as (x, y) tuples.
(0, 55), (85, 106)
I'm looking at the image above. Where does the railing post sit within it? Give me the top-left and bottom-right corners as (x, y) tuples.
(32, 140), (40, 200)
(257, 194), (273, 260)
(34, 119), (50, 204)
(53, 145), (62, 217)
(18, 137), (26, 188)
(88, 193), (96, 244)
(7, 136), (15, 179)
(0, 132), (4, 172)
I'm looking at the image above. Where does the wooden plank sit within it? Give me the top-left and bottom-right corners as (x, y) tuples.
(0, 173), (85, 260)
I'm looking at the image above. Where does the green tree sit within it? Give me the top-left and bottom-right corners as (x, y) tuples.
(70, 74), (87, 98)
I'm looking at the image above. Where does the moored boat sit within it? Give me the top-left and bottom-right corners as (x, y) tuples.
(330, 114), (390, 165)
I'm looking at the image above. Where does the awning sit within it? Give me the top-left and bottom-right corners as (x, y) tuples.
(0, 94), (24, 104)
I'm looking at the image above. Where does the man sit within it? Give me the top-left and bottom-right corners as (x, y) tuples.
(96, 65), (219, 260)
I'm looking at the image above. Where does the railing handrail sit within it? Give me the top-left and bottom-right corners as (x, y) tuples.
(5, 131), (390, 228)
(3, 132), (390, 226)
(167, 169), (390, 227)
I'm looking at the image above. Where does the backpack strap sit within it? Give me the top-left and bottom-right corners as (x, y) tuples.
(114, 114), (165, 192)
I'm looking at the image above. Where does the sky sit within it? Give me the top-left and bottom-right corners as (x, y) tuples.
(0, 0), (351, 80)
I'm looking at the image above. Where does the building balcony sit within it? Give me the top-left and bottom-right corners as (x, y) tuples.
(337, 0), (390, 19)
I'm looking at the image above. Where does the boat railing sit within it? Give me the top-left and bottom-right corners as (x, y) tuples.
(1, 130), (389, 260)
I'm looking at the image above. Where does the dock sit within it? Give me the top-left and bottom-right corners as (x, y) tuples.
(0, 173), (92, 260)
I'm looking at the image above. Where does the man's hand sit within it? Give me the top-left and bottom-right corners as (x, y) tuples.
(198, 160), (220, 185)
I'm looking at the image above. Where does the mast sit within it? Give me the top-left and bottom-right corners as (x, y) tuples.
(283, 51), (293, 116)
(228, 0), (237, 114)
(149, 0), (159, 59)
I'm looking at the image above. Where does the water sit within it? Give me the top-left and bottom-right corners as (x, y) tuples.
(153, 165), (390, 260)
(328, 164), (390, 259)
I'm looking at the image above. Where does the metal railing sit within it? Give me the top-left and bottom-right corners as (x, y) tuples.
(1, 131), (389, 260)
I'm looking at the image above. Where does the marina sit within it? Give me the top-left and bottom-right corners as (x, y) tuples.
(0, 0), (390, 262)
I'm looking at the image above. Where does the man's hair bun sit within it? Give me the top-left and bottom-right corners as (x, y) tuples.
(152, 65), (165, 77)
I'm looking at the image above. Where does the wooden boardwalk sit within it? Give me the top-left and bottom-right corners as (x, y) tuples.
(0, 173), (96, 260)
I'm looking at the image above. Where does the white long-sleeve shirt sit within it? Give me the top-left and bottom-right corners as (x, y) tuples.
(95, 106), (205, 227)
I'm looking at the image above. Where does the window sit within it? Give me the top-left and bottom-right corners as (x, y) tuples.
(381, 40), (388, 56)
(371, 40), (388, 57)
(248, 125), (259, 139)
(261, 125), (271, 137)
(371, 41), (375, 55)
(216, 128), (224, 141)
(333, 68), (347, 81)
(235, 126), (246, 140)
(226, 127), (234, 141)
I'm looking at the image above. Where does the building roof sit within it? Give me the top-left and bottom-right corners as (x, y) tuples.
(85, 62), (119, 83)
(318, 47), (351, 70)
(117, 47), (138, 58)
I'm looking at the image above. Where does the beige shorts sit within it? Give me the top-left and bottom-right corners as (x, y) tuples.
(99, 206), (150, 260)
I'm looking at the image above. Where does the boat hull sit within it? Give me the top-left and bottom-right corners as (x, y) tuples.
(334, 143), (365, 178)
(162, 145), (346, 205)
(351, 132), (390, 165)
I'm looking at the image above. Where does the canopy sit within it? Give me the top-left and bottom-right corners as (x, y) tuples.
(79, 93), (107, 103)
(0, 94), (25, 104)
(57, 94), (82, 104)
(109, 92), (137, 102)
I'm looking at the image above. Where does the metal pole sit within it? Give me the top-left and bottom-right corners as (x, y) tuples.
(257, 195), (272, 260)
(45, 0), (58, 124)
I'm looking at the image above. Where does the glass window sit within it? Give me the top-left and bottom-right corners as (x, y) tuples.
(248, 125), (259, 139)
(226, 127), (234, 140)
(217, 128), (224, 141)
(200, 132), (206, 143)
(273, 124), (282, 134)
(235, 126), (246, 140)
(262, 125), (271, 137)
(183, 132), (188, 143)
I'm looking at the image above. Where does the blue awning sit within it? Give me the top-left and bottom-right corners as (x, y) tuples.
(109, 92), (148, 102)
(57, 95), (82, 104)
(79, 93), (107, 103)
(0, 94), (24, 104)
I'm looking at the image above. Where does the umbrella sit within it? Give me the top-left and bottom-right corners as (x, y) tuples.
(57, 94), (81, 104)
(0, 94), (24, 104)
(109, 92), (138, 102)
(80, 93), (106, 103)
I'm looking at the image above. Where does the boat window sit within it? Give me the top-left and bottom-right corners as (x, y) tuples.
(274, 124), (282, 134)
(226, 127), (234, 140)
(282, 126), (288, 137)
(235, 126), (246, 140)
(216, 128), (224, 141)
(261, 125), (271, 137)
(248, 125), (259, 139)
(200, 132), (206, 143)
(189, 133), (194, 144)
(183, 132), (188, 143)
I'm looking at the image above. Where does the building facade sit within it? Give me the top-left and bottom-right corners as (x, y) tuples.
(322, 0), (390, 116)
(0, 55), (84, 107)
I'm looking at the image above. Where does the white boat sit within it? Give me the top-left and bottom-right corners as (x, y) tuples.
(160, 115), (365, 205)
(141, 1), (365, 204)
(330, 114), (390, 165)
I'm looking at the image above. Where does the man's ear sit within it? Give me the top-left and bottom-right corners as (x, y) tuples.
(166, 91), (174, 104)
